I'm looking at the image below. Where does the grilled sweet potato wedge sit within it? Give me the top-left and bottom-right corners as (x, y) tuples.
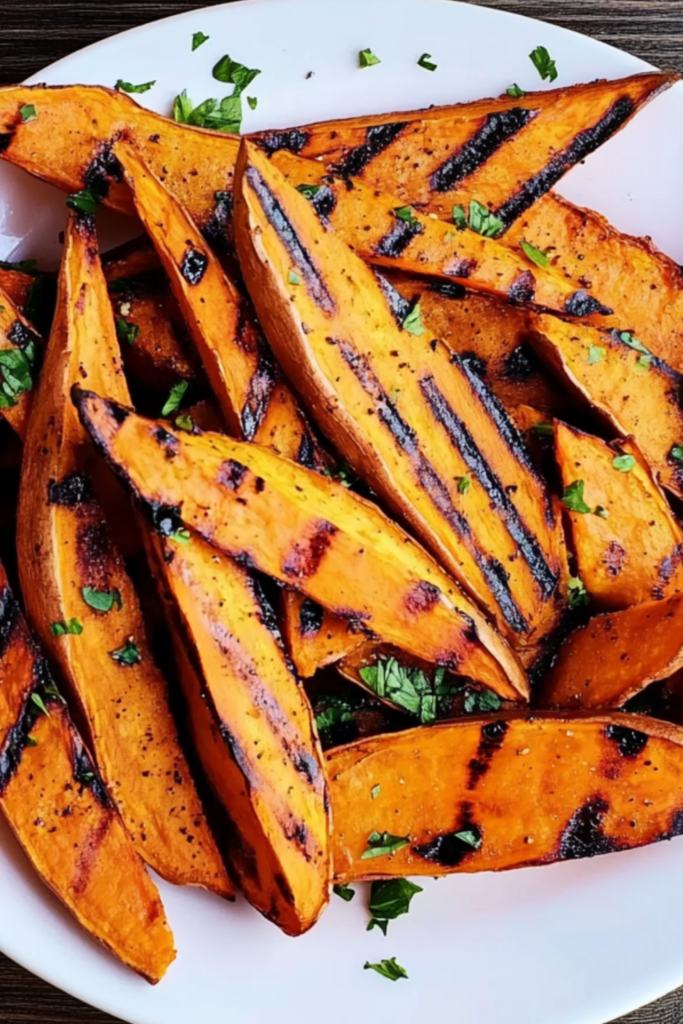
(529, 314), (683, 499)
(234, 141), (566, 654)
(328, 711), (683, 881)
(257, 72), (675, 227)
(17, 211), (231, 896)
(541, 596), (683, 709)
(280, 590), (364, 678)
(146, 533), (330, 935)
(0, 562), (175, 983)
(103, 235), (161, 282)
(0, 287), (41, 440)
(74, 390), (529, 701)
(555, 423), (683, 609)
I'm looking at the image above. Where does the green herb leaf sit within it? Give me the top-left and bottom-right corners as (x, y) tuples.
(333, 883), (355, 902)
(364, 957), (408, 982)
(359, 656), (458, 723)
(175, 413), (195, 432)
(110, 637), (141, 666)
(0, 341), (37, 407)
(50, 618), (83, 636)
(453, 829), (481, 849)
(568, 575), (589, 610)
(529, 45), (558, 82)
(417, 53), (437, 71)
(25, 736), (38, 747)
(457, 475), (471, 494)
(115, 80), (156, 94)
(635, 354), (652, 373)
(31, 692), (50, 717)
(587, 345), (606, 365)
(161, 380), (190, 417)
(401, 301), (425, 337)
(394, 205), (420, 225)
(212, 55), (261, 95)
(172, 89), (242, 133)
(616, 331), (650, 356)
(562, 479), (592, 514)
(612, 454), (636, 473)
(506, 83), (526, 98)
(171, 529), (192, 545)
(520, 239), (550, 268)
(367, 878), (423, 934)
(192, 31), (210, 51)
(247, 96), (258, 110)
(0, 258), (37, 273)
(463, 686), (502, 713)
(288, 269), (302, 285)
(670, 445), (683, 465)
(468, 200), (504, 238)
(115, 317), (139, 347)
(533, 422), (554, 437)
(82, 586), (122, 614)
(315, 699), (355, 747)
(593, 505), (610, 519)
(452, 205), (467, 230)
(296, 183), (321, 199)
(361, 830), (410, 860)
(359, 48), (381, 68)
(371, 784), (381, 800)
(19, 104), (37, 123)
(66, 189), (99, 214)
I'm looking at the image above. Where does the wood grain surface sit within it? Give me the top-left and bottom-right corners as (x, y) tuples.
(1, 2), (683, 1023)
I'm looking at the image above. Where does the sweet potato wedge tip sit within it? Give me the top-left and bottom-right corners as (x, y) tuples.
(234, 140), (566, 654)
(328, 711), (683, 882)
(540, 596), (683, 710)
(555, 423), (683, 609)
(73, 389), (529, 701)
(17, 210), (232, 896)
(0, 560), (175, 983)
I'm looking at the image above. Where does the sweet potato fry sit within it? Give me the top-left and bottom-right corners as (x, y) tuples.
(0, 561), (175, 983)
(73, 390), (529, 701)
(328, 711), (683, 881)
(16, 210), (232, 896)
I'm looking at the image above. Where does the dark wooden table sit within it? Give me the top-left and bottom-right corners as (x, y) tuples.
(1, 1), (683, 1022)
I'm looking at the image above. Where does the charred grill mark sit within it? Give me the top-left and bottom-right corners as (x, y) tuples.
(461, 352), (488, 378)
(84, 143), (122, 201)
(282, 520), (338, 579)
(0, 688), (43, 795)
(218, 459), (248, 491)
(296, 429), (318, 469)
(290, 750), (320, 787)
(564, 289), (613, 317)
(245, 165), (335, 313)
(605, 724), (649, 758)
(241, 340), (278, 442)
(338, 340), (528, 632)
(0, 586), (19, 661)
(148, 502), (185, 537)
(413, 803), (482, 866)
(282, 816), (313, 860)
(201, 190), (233, 254)
(405, 580), (441, 615)
(508, 270), (536, 305)
(504, 343), (542, 381)
(0, 132), (14, 152)
(331, 121), (408, 177)
(48, 471), (94, 507)
(603, 541), (626, 578)
(180, 247), (209, 286)
(421, 373), (558, 600)
(467, 720), (509, 790)
(654, 544), (683, 599)
(374, 218), (424, 259)
(76, 519), (115, 591)
(310, 185), (337, 221)
(256, 129), (310, 154)
(559, 796), (622, 859)
(431, 108), (538, 192)
(299, 597), (324, 637)
(154, 426), (179, 456)
(8, 320), (40, 349)
(248, 573), (282, 640)
(72, 733), (113, 808)
(375, 272), (412, 325)
(495, 97), (637, 228)
(444, 257), (477, 280)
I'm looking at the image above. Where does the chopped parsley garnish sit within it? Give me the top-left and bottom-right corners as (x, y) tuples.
(587, 345), (606, 365)
(394, 205), (420, 225)
(359, 48), (381, 68)
(82, 586), (122, 613)
(0, 258), (37, 272)
(562, 480), (592, 514)
(213, 55), (261, 93)
(19, 104), (37, 123)
(529, 45), (558, 82)
(568, 575), (589, 609)
(364, 957), (408, 982)
(192, 31), (210, 51)
(110, 637), (141, 666)
(361, 831), (410, 860)
(670, 445), (683, 465)
(452, 204), (467, 230)
(457, 475), (471, 494)
(25, 736), (38, 747)
(115, 317), (139, 347)
(175, 413), (195, 432)
(367, 878), (423, 935)
(50, 618), (83, 636)
(359, 658), (453, 723)
(417, 53), (437, 71)
(161, 380), (190, 417)
(171, 529), (192, 545)
(463, 687), (501, 714)
(594, 505), (609, 519)
(315, 698), (355, 747)
(468, 200), (504, 238)
(612, 454), (636, 473)
(634, 354), (652, 373)
(115, 80), (156, 94)
(66, 189), (99, 214)
(533, 422), (554, 437)
(401, 301), (425, 337)
(506, 83), (526, 98)
(333, 883), (355, 902)
(31, 692), (50, 717)
(323, 461), (357, 488)
(453, 829), (481, 849)
(371, 784), (381, 800)
(520, 239), (550, 268)
(172, 89), (242, 133)
(296, 183), (321, 199)
(0, 338), (38, 409)
(615, 330), (650, 356)
(288, 269), (302, 285)
(247, 96), (258, 110)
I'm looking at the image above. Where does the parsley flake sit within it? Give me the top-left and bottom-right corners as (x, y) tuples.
(635, 354), (652, 374)
(401, 301), (425, 337)
(50, 618), (83, 637)
(110, 637), (141, 666)
(417, 53), (437, 71)
(296, 183), (321, 199)
(31, 693), (50, 717)
(212, 55), (261, 94)
(315, 698), (355, 747)
(0, 258), (37, 273)
(82, 586), (122, 614)
(0, 339), (38, 409)
(371, 784), (381, 800)
(468, 200), (504, 238)
(247, 96), (258, 110)
(361, 831), (410, 860)
(359, 48), (381, 68)
(359, 657), (456, 723)
(192, 31), (210, 51)
(615, 330), (650, 356)
(19, 104), (37, 123)
(594, 505), (609, 519)
(394, 205), (420, 225)
(507, 83), (526, 98)
(587, 345), (606, 365)
(452, 205), (467, 230)
(562, 480), (591, 514)
(115, 317), (139, 347)
(115, 80), (156, 94)
(612, 454), (636, 473)
(66, 189), (99, 214)
(172, 89), (242, 133)
(520, 239), (550, 268)
(333, 883), (355, 902)
(463, 687), (502, 713)
(457, 475), (471, 494)
(288, 269), (302, 285)
(171, 529), (192, 545)
(175, 413), (195, 432)
(367, 878), (423, 935)
(453, 829), (481, 849)
(25, 736), (38, 747)
(364, 957), (408, 982)
(670, 445), (683, 465)
(161, 380), (190, 417)
(530, 45), (558, 82)
(533, 422), (554, 437)
(568, 575), (589, 609)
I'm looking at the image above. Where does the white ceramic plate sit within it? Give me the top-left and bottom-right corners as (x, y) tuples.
(2, 2), (683, 1022)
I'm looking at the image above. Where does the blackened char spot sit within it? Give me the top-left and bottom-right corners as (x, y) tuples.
(282, 520), (337, 579)
(559, 797), (622, 859)
(420, 373), (557, 603)
(444, 257), (477, 280)
(495, 97), (636, 228)
(299, 597), (324, 637)
(257, 129), (309, 154)
(310, 186), (337, 221)
(296, 429), (318, 469)
(332, 121), (408, 177)
(654, 544), (683, 599)
(240, 337), (277, 441)
(180, 247), (209, 285)
(72, 735), (113, 808)
(8, 320), (41, 349)
(218, 459), (248, 490)
(48, 472), (94, 507)
(202, 190), (233, 255)
(405, 580), (441, 614)
(508, 270), (536, 305)
(0, 586), (19, 661)
(605, 724), (648, 758)
(430, 280), (467, 300)
(148, 502), (185, 537)
(564, 289), (613, 317)
(246, 165), (335, 313)
(290, 749), (319, 786)
(110, 403), (129, 425)
(413, 805), (482, 867)
(0, 688), (43, 794)
(375, 217), (424, 258)
(375, 272), (412, 325)
(504, 343), (543, 381)
(460, 352), (487, 378)
(467, 720), (509, 790)
(603, 541), (626, 578)
(249, 573), (282, 640)
(0, 132), (14, 153)
(154, 426), (179, 455)
(431, 108), (538, 192)
(84, 144), (122, 201)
